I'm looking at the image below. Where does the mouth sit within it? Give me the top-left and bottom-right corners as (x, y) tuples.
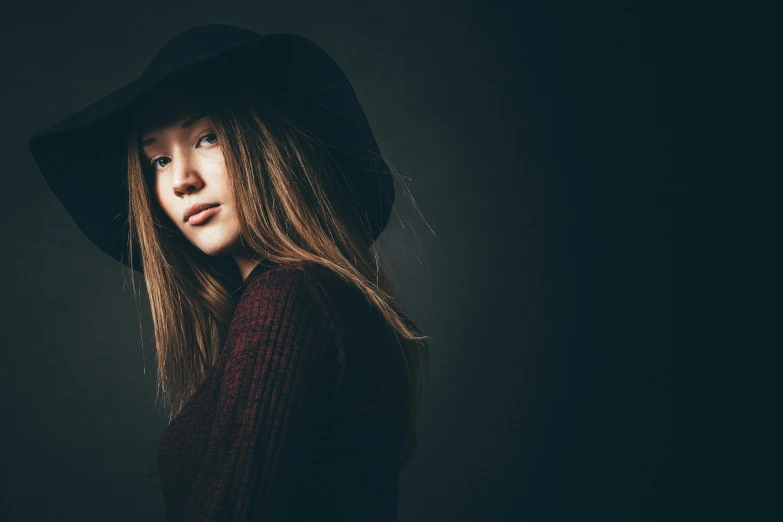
(185, 203), (221, 225)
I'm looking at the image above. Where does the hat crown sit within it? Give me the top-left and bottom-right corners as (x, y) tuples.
(143, 24), (260, 78)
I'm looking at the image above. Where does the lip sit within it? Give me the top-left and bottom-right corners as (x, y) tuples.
(185, 203), (221, 225)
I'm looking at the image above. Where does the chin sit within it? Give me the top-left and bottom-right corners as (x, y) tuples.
(190, 229), (243, 258)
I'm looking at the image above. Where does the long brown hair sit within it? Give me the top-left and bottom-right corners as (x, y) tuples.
(124, 85), (430, 470)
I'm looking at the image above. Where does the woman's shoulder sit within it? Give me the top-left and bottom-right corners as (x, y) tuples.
(241, 260), (347, 302)
(239, 260), (379, 338)
(236, 261), (331, 313)
(236, 260), (364, 329)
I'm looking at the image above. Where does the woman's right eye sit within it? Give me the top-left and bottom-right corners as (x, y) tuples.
(150, 157), (170, 170)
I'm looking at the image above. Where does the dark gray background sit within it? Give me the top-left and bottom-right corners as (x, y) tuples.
(1, 1), (673, 520)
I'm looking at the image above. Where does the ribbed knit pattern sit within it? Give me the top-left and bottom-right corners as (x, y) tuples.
(157, 261), (407, 521)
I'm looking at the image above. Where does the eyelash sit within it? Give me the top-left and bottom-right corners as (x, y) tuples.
(148, 132), (218, 170)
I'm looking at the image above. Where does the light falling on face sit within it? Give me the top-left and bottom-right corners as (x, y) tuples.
(139, 104), (244, 258)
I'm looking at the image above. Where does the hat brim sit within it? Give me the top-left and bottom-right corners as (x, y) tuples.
(29, 31), (394, 274)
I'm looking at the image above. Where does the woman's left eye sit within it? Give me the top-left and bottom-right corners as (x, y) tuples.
(199, 132), (218, 145)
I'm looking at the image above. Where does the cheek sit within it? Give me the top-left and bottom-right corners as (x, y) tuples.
(206, 156), (233, 201)
(153, 184), (180, 226)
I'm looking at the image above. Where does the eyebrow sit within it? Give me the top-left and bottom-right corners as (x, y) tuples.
(140, 112), (207, 148)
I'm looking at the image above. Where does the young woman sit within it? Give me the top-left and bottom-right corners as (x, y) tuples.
(29, 25), (429, 521)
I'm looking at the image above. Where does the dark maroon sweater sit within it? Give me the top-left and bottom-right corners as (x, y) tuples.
(157, 260), (407, 521)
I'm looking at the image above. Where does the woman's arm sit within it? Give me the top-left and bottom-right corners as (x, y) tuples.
(181, 266), (345, 521)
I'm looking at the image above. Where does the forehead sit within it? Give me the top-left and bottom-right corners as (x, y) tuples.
(139, 112), (207, 149)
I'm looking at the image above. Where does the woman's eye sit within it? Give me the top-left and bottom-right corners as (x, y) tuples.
(147, 133), (216, 172)
(199, 132), (218, 145)
(150, 157), (170, 170)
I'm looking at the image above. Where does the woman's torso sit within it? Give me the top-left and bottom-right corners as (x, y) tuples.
(156, 261), (407, 521)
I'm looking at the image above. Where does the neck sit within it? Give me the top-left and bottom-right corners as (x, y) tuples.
(232, 254), (283, 284)
(232, 256), (261, 283)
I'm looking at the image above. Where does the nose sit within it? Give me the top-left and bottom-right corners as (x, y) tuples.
(171, 155), (204, 197)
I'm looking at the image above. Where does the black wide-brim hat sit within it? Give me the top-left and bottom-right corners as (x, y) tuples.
(28, 24), (395, 274)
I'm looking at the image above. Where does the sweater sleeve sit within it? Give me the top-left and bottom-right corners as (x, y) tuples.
(180, 266), (345, 521)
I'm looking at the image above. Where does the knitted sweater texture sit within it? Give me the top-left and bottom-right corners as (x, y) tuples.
(156, 261), (407, 521)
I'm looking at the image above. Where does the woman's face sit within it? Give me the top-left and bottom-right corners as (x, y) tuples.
(139, 103), (243, 259)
